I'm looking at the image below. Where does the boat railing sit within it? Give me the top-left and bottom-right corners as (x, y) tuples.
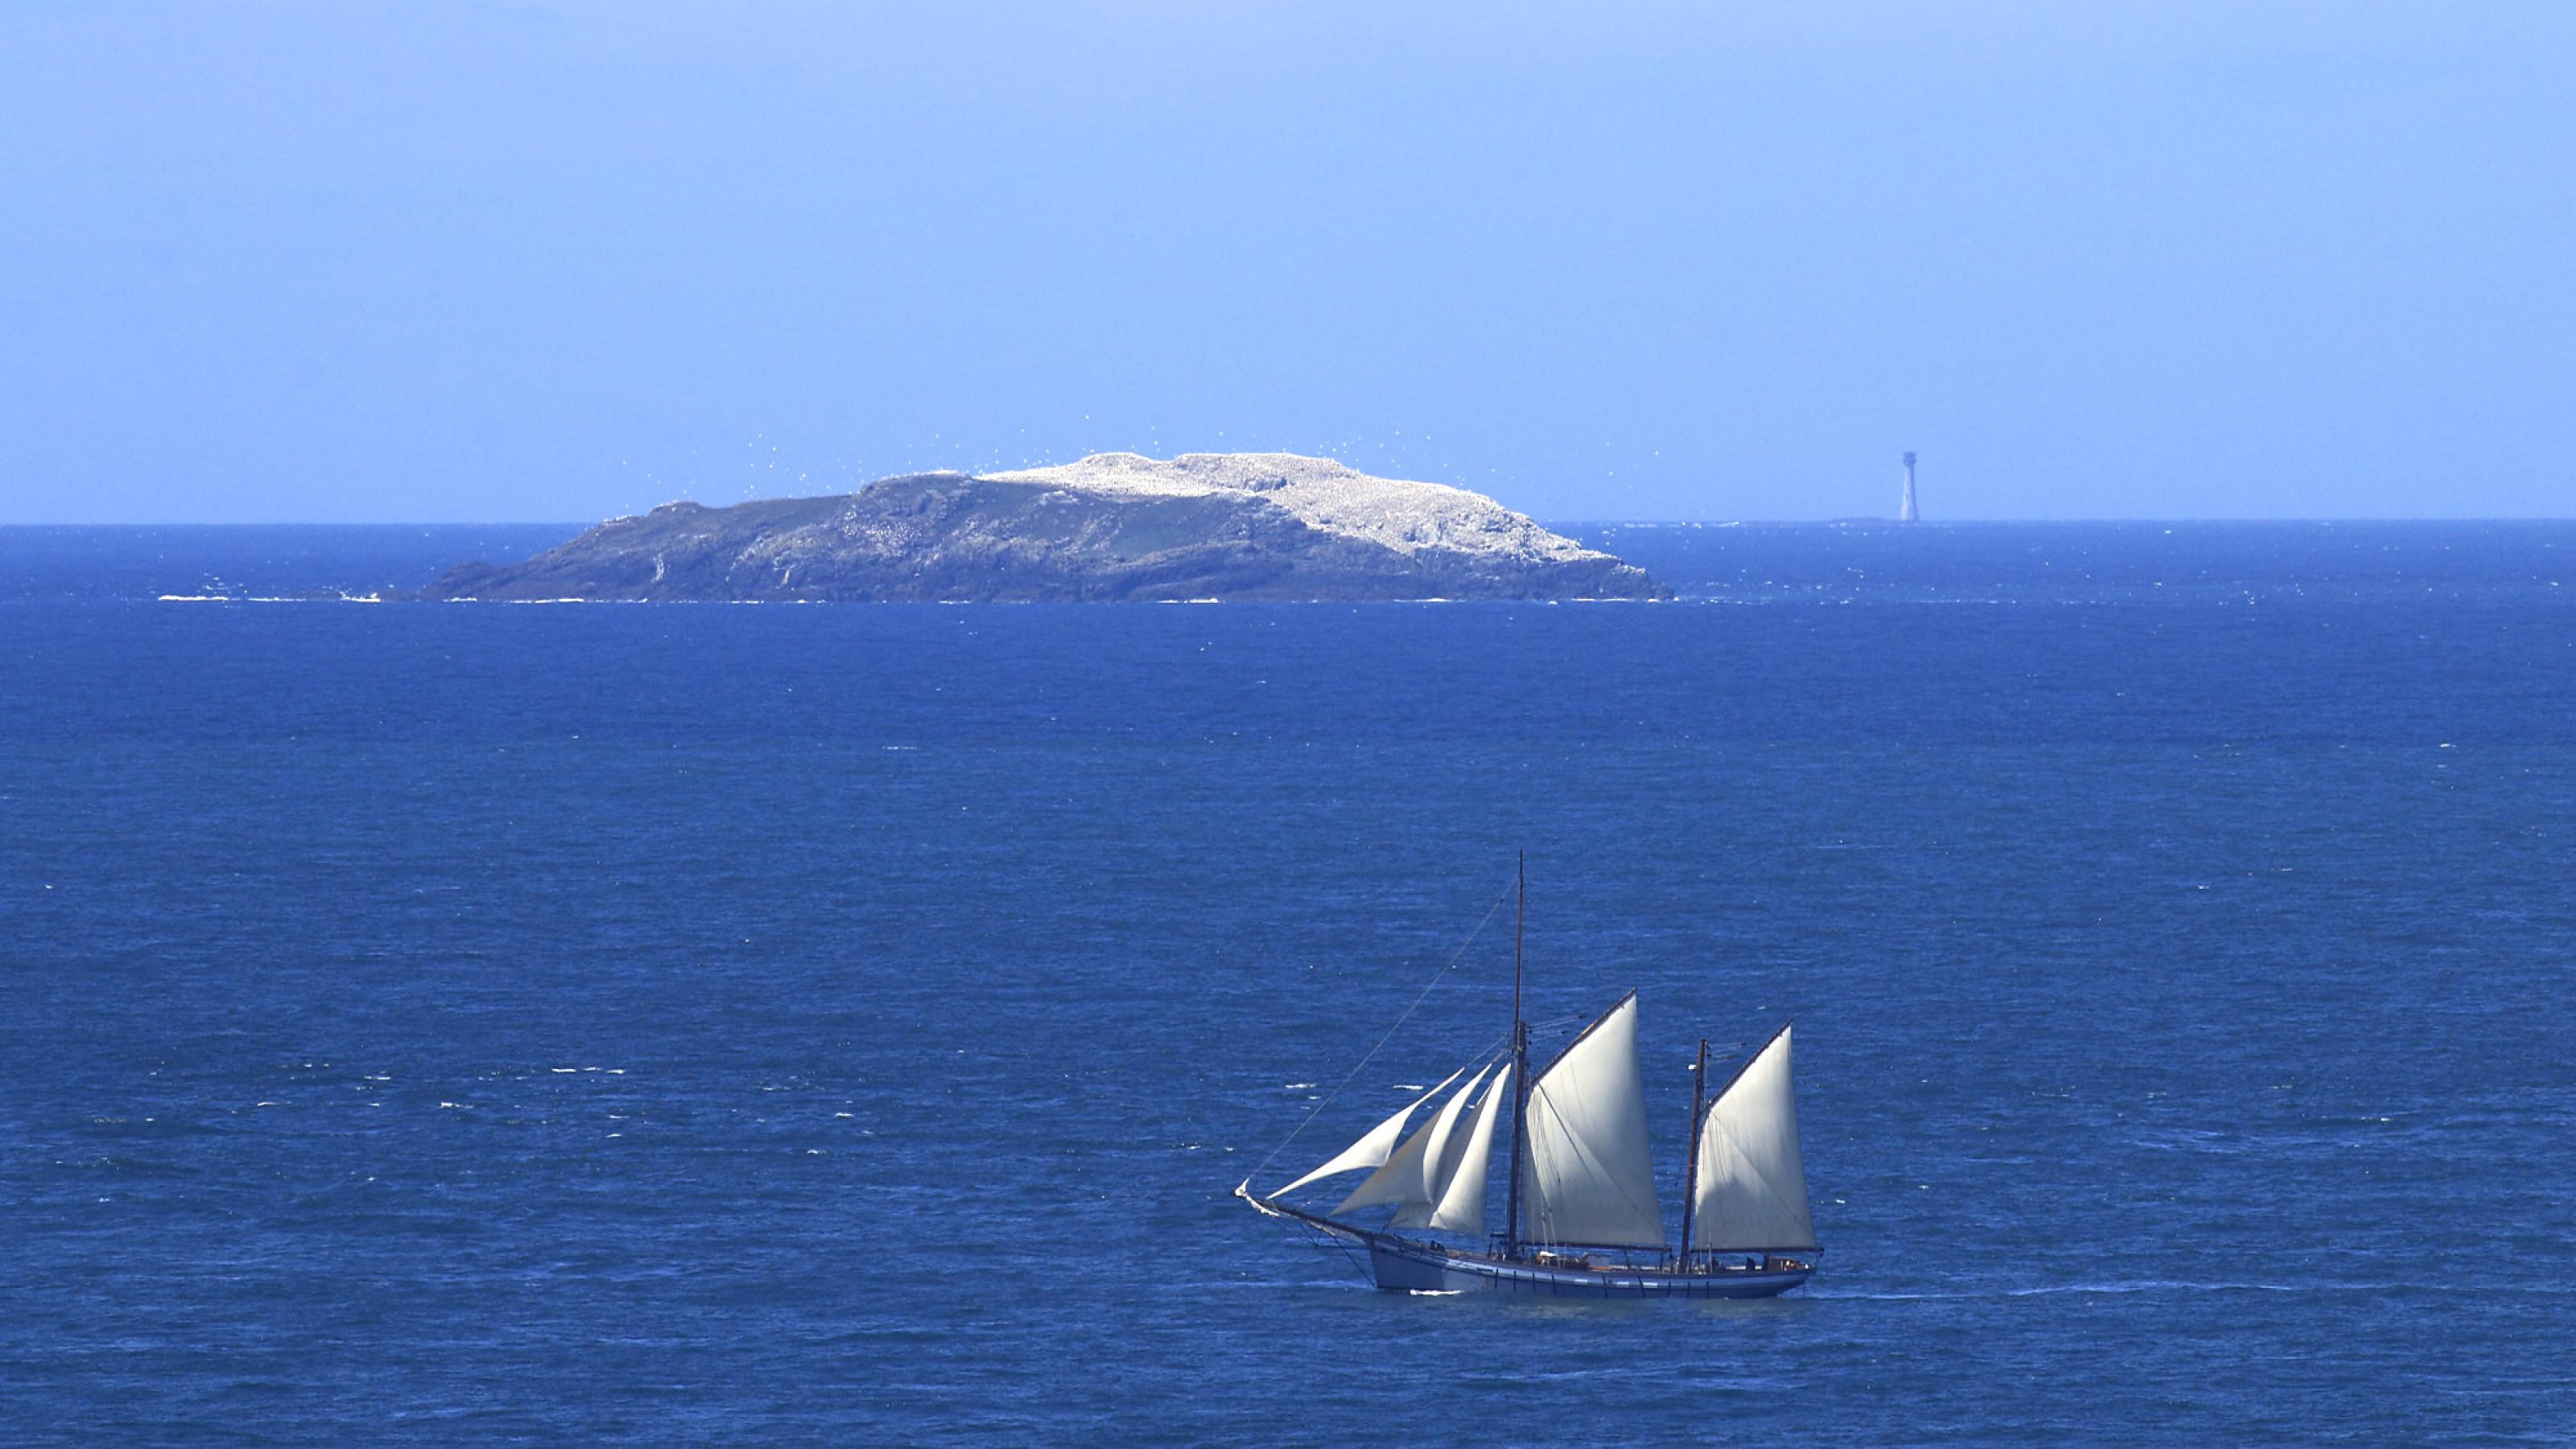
(1666, 1249), (1823, 1275)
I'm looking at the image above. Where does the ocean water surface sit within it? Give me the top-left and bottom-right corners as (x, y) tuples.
(2, 522), (2571, 1443)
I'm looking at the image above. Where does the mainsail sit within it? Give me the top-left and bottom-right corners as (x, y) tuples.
(1689, 1022), (1815, 1253)
(1273, 1064), (1465, 1198)
(1517, 992), (1665, 1249)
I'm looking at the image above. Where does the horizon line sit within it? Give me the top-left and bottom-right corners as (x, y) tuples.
(5, 516), (2574, 529)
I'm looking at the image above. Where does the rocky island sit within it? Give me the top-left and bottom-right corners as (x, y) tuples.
(425, 452), (1668, 602)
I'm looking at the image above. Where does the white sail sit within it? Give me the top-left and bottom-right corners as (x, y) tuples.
(1518, 993), (1665, 1249)
(1273, 1064), (1465, 1199)
(1690, 1023), (1815, 1253)
(1381, 1063), (1492, 1228)
(1417, 1063), (1491, 1201)
(1340, 1064), (1486, 1221)
(1426, 1062), (1509, 1233)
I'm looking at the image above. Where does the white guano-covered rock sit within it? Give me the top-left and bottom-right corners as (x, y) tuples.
(426, 452), (1669, 602)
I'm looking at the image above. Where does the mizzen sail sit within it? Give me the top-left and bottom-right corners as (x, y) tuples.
(1518, 992), (1665, 1249)
(1688, 1022), (1815, 1253)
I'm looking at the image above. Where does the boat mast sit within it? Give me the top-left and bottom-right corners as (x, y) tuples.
(1505, 852), (1530, 1260)
(1679, 1036), (1707, 1268)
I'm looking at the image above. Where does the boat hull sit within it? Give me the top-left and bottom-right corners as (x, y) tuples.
(1365, 1237), (1811, 1299)
(1236, 1183), (1814, 1300)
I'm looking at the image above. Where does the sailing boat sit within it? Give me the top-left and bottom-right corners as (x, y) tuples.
(1237, 861), (1819, 1299)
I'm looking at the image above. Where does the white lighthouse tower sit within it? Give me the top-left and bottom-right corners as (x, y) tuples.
(1899, 452), (1919, 522)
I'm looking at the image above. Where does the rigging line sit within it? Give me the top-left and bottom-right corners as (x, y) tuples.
(1257, 1207), (1373, 1285)
(1313, 1223), (1373, 1286)
(1254, 1208), (1374, 1286)
(1245, 881), (1517, 1187)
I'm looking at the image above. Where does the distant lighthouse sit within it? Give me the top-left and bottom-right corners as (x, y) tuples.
(1899, 452), (1919, 522)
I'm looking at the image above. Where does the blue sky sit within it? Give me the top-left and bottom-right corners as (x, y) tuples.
(4, 2), (2570, 522)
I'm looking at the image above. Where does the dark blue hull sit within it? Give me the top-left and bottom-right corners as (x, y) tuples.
(1239, 1183), (1814, 1299)
(1364, 1236), (1811, 1298)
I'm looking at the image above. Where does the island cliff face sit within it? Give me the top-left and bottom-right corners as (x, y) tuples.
(426, 452), (1670, 602)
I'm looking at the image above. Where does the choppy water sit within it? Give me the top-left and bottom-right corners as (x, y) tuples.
(2, 522), (2571, 1443)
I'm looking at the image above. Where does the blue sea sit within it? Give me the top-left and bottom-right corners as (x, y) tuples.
(2, 522), (2571, 1444)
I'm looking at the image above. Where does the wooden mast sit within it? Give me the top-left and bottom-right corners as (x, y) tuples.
(1679, 1036), (1708, 1269)
(1505, 852), (1529, 1260)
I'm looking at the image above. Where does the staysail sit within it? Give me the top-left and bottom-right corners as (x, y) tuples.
(1340, 1063), (1490, 1222)
(1518, 992), (1665, 1249)
(1689, 1022), (1815, 1253)
(1426, 1062), (1509, 1233)
(1273, 1064), (1465, 1198)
